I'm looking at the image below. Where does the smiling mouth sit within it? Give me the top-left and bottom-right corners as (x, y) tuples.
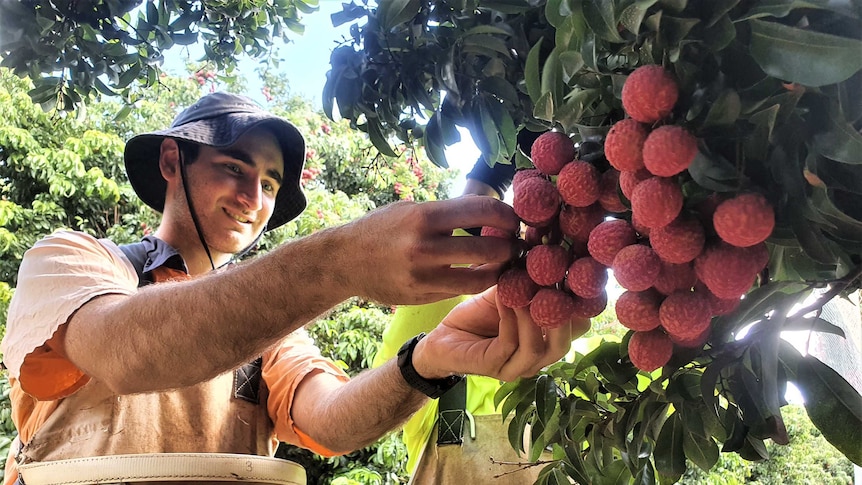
(226, 209), (252, 224)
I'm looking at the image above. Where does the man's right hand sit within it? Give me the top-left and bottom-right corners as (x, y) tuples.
(335, 196), (521, 305)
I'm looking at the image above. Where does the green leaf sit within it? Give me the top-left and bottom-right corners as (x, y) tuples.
(533, 91), (555, 122)
(812, 187), (862, 240)
(365, 119), (398, 157)
(479, 77), (520, 106)
(796, 355), (862, 465)
(501, 377), (538, 420)
(782, 315), (846, 337)
(525, 38), (544, 103)
(702, 89), (741, 127)
(113, 103), (132, 122)
(582, 0), (624, 42)
(619, 1), (658, 34)
(146, 1), (159, 24)
(682, 427), (719, 471)
(169, 10), (197, 31)
(480, 0), (537, 14)
(654, 413), (685, 479)
(740, 0), (858, 21)
(748, 19), (862, 87)
(116, 62), (142, 89)
(541, 48), (565, 108)
(600, 459), (632, 484)
(559, 50), (585, 83)
(463, 35), (512, 58)
(463, 25), (512, 37)
(376, 0), (420, 30)
(812, 106), (862, 164)
(687, 149), (741, 192)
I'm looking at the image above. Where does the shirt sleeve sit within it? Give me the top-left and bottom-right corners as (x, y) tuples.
(262, 328), (350, 457)
(0, 231), (138, 400)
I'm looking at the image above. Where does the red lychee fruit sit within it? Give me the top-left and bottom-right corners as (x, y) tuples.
(513, 176), (561, 227)
(530, 288), (576, 328)
(526, 244), (571, 286)
(569, 238), (589, 258)
(530, 132), (575, 176)
(659, 290), (712, 339)
(642, 125), (698, 177)
(694, 242), (762, 299)
(612, 244), (661, 291)
(744, 241), (770, 273)
(571, 291), (608, 319)
(669, 325), (711, 348)
(513, 169), (544, 189)
(497, 268), (540, 308)
(622, 65), (679, 124)
(697, 283), (741, 316)
(616, 290), (663, 332)
(713, 193), (775, 247)
(598, 169), (628, 213)
(481, 226), (516, 239)
(605, 119), (648, 171)
(566, 257), (608, 299)
(628, 329), (674, 372)
(559, 203), (605, 242)
(557, 161), (601, 207)
(650, 216), (706, 264)
(619, 168), (652, 201)
(630, 177), (684, 229)
(588, 219), (638, 266)
(653, 261), (697, 296)
(631, 212), (651, 238)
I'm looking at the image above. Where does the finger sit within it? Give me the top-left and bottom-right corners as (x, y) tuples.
(440, 288), (503, 337)
(540, 321), (576, 369)
(422, 197), (520, 235)
(411, 265), (508, 299)
(415, 236), (519, 267)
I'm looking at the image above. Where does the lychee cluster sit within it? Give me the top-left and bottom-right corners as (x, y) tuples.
(495, 64), (777, 374)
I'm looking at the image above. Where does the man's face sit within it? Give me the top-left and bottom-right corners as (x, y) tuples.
(183, 126), (284, 256)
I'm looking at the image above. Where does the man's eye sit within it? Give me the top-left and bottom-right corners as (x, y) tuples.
(226, 163), (242, 173)
(263, 182), (274, 192)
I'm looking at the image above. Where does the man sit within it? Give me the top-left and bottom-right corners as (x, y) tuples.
(1, 93), (580, 484)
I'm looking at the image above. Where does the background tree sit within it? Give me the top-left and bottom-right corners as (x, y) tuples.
(0, 0), (318, 111)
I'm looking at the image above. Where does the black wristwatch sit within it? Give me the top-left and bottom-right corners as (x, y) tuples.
(396, 333), (464, 399)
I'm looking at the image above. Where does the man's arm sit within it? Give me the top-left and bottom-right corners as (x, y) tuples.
(288, 287), (589, 453)
(59, 197), (520, 395)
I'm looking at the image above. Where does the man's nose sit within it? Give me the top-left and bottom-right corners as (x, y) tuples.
(237, 178), (263, 211)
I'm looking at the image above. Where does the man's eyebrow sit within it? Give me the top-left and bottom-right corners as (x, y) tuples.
(217, 147), (283, 185)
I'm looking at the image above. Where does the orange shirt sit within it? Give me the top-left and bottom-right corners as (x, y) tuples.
(1, 231), (348, 483)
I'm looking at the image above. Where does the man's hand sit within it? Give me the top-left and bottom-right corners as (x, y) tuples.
(336, 197), (521, 305)
(411, 287), (591, 382)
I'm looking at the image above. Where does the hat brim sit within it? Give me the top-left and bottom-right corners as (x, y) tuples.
(124, 113), (306, 231)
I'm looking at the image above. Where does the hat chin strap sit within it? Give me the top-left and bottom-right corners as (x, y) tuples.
(178, 150), (266, 271)
(178, 149), (217, 272)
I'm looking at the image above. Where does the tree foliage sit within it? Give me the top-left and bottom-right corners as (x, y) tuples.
(323, 1), (862, 483)
(0, 0), (319, 111)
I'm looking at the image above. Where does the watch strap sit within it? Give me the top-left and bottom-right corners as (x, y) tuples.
(397, 333), (464, 399)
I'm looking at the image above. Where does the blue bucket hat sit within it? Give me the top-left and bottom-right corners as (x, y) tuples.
(124, 92), (307, 231)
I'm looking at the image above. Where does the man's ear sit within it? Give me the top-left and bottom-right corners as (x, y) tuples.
(158, 138), (181, 183)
